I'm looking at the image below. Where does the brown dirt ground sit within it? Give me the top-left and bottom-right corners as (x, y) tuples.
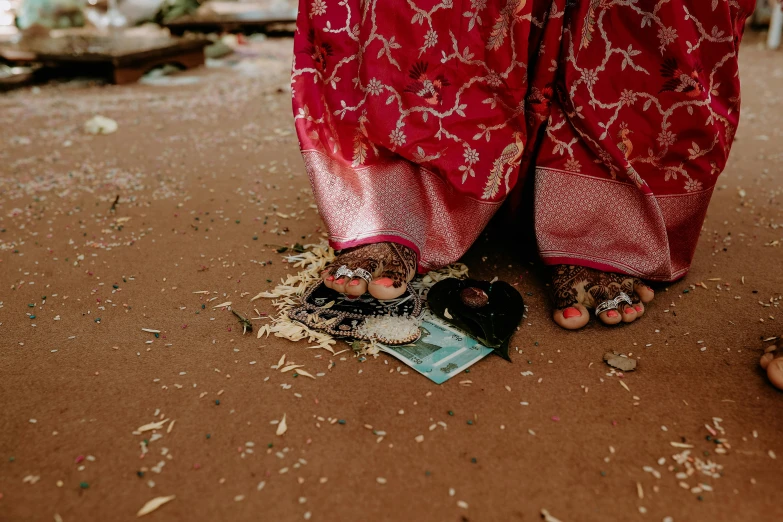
(1, 33), (782, 522)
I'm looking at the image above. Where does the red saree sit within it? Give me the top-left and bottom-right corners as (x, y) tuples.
(291, 0), (754, 281)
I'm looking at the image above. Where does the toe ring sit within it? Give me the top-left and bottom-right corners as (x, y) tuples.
(614, 292), (632, 307)
(352, 267), (373, 285)
(595, 292), (633, 317)
(334, 265), (372, 286)
(334, 265), (354, 280)
(595, 299), (619, 317)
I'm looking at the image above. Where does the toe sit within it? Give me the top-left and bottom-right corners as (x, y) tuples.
(598, 307), (622, 326)
(322, 269), (336, 290)
(332, 277), (349, 293)
(632, 301), (645, 318)
(553, 304), (590, 330)
(620, 303), (637, 323)
(634, 281), (654, 304)
(760, 352), (775, 370)
(767, 357), (783, 391)
(345, 277), (368, 297)
(368, 276), (407, 300)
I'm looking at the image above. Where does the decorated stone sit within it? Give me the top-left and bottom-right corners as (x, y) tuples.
(426, 278), (524, 361)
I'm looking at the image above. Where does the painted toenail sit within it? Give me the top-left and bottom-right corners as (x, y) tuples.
(349, 280), (360, 286)
(625, 308), (634, 314)
(563, 307), (581, 319)
(372, 277), (394, 287)
(607, 310), (619, 318)
(335, 278), (345, 284)
(326, 276), (334, 281)
(635, 305), (643, 312)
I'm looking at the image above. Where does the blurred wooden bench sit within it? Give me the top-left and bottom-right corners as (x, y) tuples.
(0, 33), (209, 84)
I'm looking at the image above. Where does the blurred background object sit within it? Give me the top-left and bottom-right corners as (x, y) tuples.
(164, 0), (295, 36)
(1, 0), (296, 39)
(754, 0), (773, 25)
(154, 0), (201, 24)
(766, 0), (783, 49)
(0, 1), (22, 38)
(16, 0), (85, 30)
(117, 0), (165, 25)
(83, 0), (127, 29)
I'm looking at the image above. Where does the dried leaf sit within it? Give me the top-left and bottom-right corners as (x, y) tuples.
(280, 364), (304, 373)
(257, 324), (270, 338)
(276, 354), (286, 368)
(603, 352), (637, 372)
(296, 369), (316, 379)
(136, 419), (169, 433)
(212, 301), (232, 309)
(276, 414), (288, 436)
(137, 495), (176, 517)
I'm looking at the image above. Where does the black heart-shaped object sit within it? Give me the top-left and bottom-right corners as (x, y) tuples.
(427, 278), (524, 361)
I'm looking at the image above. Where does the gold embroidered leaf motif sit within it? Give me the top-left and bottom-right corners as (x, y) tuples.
(581, 0), (601, 49)
(352, 134), (368, 167)
(482, 159), (504, 199)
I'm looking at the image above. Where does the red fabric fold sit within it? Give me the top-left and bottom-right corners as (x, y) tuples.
(292, 0), (754, 281)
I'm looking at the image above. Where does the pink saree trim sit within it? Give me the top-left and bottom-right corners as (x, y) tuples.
(302, 149), (500, 272)
(534, 167), (713, 282)
(540, 256), (689, 282)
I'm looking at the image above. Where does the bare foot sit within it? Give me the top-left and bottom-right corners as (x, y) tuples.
(321, 242), (417, 300)
(760, 337), (783, 390)
(550, 265), (655, 330)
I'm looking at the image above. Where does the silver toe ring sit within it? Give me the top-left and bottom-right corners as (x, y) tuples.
(595, 292), (633, 317)
(352, 267), (373, 285)
(333, 265), (373, 285)
(594, 299), (619, 317)
(334, 265), (354, 280)
(614, 291), (632, 307)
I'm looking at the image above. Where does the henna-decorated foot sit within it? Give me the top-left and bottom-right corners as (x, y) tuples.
(550, 265), (655, 330)
(321, 242), (417, 300)
(760, 336), (783, 391)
